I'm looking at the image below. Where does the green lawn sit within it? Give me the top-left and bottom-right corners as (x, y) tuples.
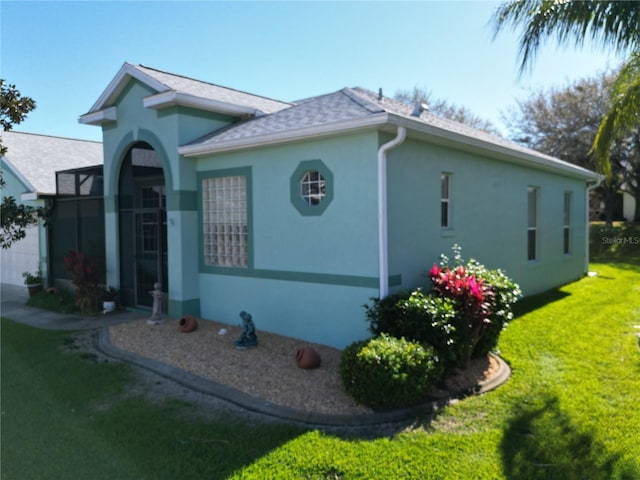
(2, 255), (639, 478)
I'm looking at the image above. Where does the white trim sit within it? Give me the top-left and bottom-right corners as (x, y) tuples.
(143, 91), (259, 117)
(0, 156), (37, 192)
(78, 107), (117, 125)
(388, 114), (602, 182)
(180, 110), (601, 182)
(20, 193), (40, 201)
(178, 113), (389, 157)
(84, 63), (167, 114)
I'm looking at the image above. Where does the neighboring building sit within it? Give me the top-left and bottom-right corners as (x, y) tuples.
(622, 191), (636, 222)
(0, 131), (103, 286)
(5, 62), (602, 348)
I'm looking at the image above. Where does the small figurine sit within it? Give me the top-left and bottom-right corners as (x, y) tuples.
(147, 282), (164, 325)
(234, 310), (257, 349)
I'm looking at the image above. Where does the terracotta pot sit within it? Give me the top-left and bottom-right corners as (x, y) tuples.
(178, 315), (198, 333)
(26, 284), (42, 298)
(295, 347), (321, 369)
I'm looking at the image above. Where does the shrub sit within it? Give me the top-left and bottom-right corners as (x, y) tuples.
(364, 245), (521, 370)
(339, 334), (443, 410)
(366, 290), (460, 368)
(466, 261), (522, 357)
(440, 245), (522, 360)
(64, 250), (102, 314)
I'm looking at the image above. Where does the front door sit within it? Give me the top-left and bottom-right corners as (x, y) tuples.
(134, 185), (167, 308)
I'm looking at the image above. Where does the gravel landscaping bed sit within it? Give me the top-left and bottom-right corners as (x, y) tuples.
(108, 317), (500, 417)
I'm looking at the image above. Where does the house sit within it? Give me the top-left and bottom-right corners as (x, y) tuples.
(0, 131), (103, 286)
(8, 61), (598, 349)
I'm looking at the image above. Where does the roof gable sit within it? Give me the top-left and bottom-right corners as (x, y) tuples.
(0, 131), (103, 195)
(80, 63), (290, 123)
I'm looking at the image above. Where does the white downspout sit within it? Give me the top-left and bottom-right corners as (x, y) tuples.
(378, 126), (406, 299)
(585, 176), (604, 273)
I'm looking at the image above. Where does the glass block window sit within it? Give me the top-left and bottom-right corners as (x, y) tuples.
(527, 186), (538, 261)
(202, 175), (248, 267)
(563, 192), (571, 254)
(300, 170), (326, 206)
(441, 173), (450, 228)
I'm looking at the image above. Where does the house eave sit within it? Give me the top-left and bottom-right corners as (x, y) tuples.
(143, 91), (260, 117)
(86, 62), (167, 114)
(178, 113), (389, 157)
(78, 106), (117, 126)
(390, 114), (602, 182)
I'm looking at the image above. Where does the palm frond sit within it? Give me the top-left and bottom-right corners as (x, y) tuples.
(492, 0), (640, 73)
(592, 52), (640, 177)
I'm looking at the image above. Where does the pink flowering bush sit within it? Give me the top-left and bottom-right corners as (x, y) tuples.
(428, 263), (495, 367)
(365, 245), (521, 370)
(63, 250), (102, 314)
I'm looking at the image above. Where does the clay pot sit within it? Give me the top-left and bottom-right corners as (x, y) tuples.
(295, 347), (321, 369)
(178, 315), (198, 333)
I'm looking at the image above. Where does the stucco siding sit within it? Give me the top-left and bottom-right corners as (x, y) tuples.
(196, 131), (380, 278)
(387, 137), (588, 296)
(193, 131), (381, 347)
(199, 274), (375, 349)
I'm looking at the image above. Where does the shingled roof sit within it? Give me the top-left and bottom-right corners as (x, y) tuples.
(0, 131), (103, 196)
(80, 63), (290, 122)
(177, 86), (600, 181)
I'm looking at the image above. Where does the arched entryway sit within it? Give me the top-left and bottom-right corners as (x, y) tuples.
(118, 142), (167, 309)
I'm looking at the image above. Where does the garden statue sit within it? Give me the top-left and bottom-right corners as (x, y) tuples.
(147, 282), (164, 325)
(235, 311), (257, 349)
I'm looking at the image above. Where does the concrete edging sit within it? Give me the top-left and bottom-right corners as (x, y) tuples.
(96, 328), (511, 427)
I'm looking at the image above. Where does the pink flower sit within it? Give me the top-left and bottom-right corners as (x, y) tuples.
(429, 264), (440, 278)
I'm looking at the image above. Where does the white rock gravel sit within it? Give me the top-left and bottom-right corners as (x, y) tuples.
(108, 318), (373, 416)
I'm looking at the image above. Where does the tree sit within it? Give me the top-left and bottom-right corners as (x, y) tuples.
(504, 71), (640, 223)
(0, 80), (36, 155)
(0, 80), (42, 249)
(394, 86), (501, 136)
(491, 0), (640, 177)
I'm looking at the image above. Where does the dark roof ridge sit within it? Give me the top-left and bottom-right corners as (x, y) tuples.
(341, 87), (385, 114)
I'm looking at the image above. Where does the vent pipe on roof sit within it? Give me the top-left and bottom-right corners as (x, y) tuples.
(411, 103), (429, 117)
(378, 88), (383, 101)
(378, 126), (406, 299)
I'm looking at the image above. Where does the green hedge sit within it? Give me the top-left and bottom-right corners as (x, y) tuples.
(339, 334), (443, 410)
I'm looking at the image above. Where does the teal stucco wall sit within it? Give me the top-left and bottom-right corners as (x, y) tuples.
(100, 79), (237, 316)
(195, 131), (382, 348)
(386, 137), (589, 297)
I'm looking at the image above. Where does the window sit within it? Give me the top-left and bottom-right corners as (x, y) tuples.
(301, 170), (326, 205)
(527, 187), (538, 261)
(202, 175), (248, 267)
(441, 173), (450, 228)
(290, 160), (334, 215)
(563, 192), (571, 254)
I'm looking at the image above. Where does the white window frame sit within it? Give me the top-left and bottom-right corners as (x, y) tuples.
(441, 173), (451, 228)
(300, 170), (326, 206)
(528, 186), (539, 261)
(563, 191), (571, 254)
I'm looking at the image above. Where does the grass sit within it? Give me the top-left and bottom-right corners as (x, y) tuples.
(2, 227), (639, 479)
(229, 261), (640, 480)
(0, 320), (305, 480)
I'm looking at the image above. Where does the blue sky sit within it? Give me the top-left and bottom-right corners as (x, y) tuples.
(1, 0), (624, 142)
